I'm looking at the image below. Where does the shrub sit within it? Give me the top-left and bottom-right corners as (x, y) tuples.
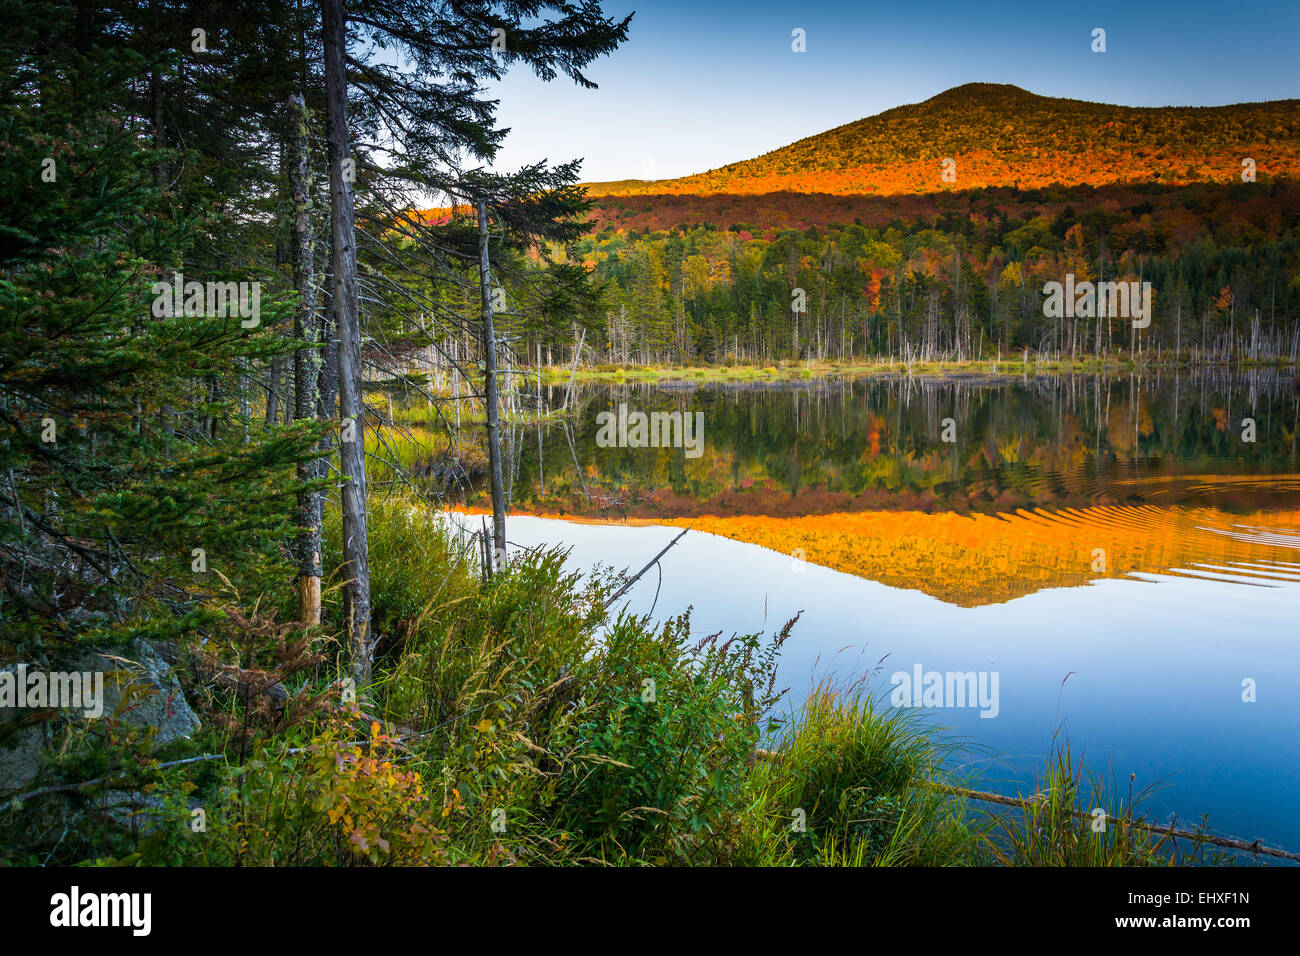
(547, 612), (793, 863)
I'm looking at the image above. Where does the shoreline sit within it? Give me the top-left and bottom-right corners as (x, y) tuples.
(540, 357), (1300, 386)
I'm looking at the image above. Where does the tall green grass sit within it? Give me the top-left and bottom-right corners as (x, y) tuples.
(983, 731), (1183, 866)
(738, 681), (987, 866)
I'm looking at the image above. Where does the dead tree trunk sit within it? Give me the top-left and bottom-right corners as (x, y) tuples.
(289, 91), (324, 626)
(477, 198), (507, 563)
(323, 0), (372, 682)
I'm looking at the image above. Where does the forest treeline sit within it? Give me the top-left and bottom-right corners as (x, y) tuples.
(548, 83), (1300, 369)
(533, 181), (1300, 366)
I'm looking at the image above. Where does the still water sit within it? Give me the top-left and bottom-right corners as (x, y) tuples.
(437, 370), (1300, 853)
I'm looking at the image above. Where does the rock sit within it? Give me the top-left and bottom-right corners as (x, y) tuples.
(0, 639), (201, 794)
(72, 640), (201, 744)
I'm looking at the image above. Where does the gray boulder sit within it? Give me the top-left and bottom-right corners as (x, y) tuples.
(0, 640), (201, 794)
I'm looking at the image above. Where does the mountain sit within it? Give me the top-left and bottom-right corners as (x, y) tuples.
(583, 83), (1300, 199)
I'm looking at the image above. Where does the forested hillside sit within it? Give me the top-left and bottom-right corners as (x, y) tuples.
(585, 83), (1300, 197)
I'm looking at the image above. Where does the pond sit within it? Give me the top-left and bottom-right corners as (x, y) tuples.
(435, 369), (1300, 854)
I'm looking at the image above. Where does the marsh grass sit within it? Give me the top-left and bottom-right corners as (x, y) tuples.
(739, 680), (987, 866)
(541, 356), (1153, 386)
(983, 731), (1183, 866)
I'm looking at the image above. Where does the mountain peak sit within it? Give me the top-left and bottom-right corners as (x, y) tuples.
(583, 85), (1300, 199)
(921, 82), (1037, 103)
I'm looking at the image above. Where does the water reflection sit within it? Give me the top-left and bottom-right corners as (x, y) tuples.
(450, 369), (1300, 519)
(420, 369), (1300, 605)
(457, 513), (1300, 855)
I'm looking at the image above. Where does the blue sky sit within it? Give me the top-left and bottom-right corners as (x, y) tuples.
(483, 0), (1300, 182)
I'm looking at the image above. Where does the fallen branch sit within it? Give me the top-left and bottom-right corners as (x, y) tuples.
(924, 781), (1300, 863)
(602, 529), (688, 611)
(8, 754), (227, 803)
(750, 748), (1300, 863)
(561, 329), (586, 413)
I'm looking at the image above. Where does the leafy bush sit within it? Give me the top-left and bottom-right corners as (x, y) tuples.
(546, 612), (791, 863)
(120, 707), (449, 867)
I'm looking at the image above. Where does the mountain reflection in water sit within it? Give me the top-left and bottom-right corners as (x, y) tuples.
(425, 370), (1300, 606)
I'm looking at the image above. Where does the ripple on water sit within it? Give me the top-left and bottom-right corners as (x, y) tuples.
(665, 494), (1300, 607)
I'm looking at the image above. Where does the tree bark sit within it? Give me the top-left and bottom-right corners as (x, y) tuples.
(149, 0), (168, 188)
(266, 356), (282, 424)
(323, 0), (371, 682)
(288, 91), (323, 626)
(477, 198), (507, 562)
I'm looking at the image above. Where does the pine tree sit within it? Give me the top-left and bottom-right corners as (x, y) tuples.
(0, 3), (325, 654)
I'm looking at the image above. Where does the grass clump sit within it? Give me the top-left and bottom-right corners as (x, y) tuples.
(738, 681), (985, 866)
(983, 732), (1206, 866)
